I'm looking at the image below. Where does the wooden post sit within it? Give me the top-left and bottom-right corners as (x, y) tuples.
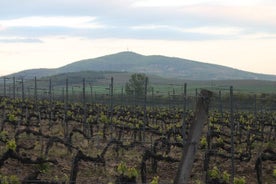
(34, 77), (37, 110)
(21, 78), (25, 101)
(48, 79), (53, 125)
(143, 77), (148, 141)
(64, 78), (69, 138)
(3, 77), (6, 97)
(174, 89), (212, 184)
(230, 86), (235, 184)
(89, 82), (93, 104)
(13, 77), (15, 99)
(82, 78), (88, 136)
(182, 83), (187, 145)
(110, 77), (114, 138)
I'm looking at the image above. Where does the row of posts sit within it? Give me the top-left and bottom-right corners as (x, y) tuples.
(1, 76), (242, 183)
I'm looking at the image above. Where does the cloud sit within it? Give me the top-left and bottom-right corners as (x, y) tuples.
(240, 33), (276, 40)
(0, 16), (104, 29)
(0, 37), (43, 43)
(131, 25), (243, 36)
(182, 26), (244, 36)
(132, 0), (266, 7)
(180, 5), (276, 28)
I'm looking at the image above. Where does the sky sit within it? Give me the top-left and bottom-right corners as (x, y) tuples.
(0, 0), (276, 76)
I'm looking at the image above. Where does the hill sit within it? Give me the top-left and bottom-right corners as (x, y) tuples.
(13, 71), (275, 95)
(3, 51), (276, 81)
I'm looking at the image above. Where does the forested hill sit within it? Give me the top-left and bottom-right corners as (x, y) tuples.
(4, 51), (276, 81)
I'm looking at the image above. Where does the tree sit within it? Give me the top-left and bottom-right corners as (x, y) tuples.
(125, 73), (148, 96)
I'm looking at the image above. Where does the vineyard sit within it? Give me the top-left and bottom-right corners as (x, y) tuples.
(0, 77), (275, 184)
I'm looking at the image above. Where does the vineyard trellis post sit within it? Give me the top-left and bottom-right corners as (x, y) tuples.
(254, 94), (257, 118)
(3, 77), (6, 97)
(66, 78), (68, 108)
(204, 113), (212, 183)
(21, 78), (25, 101)
(49, 78), (53, 125)
(64, 78), (69, 138)
(150, 86), (154, 109)
(34, 77), (38, 110)
(109, 77), (114, 139)
(27, 86), (30, 99)
(218, 90), (224, 132)
(230, 86), (235, 184)
(174, 89), (212, 184)
(82, 78), (89, 137)
(121, 86), (124, 106)
(82, 78), (86, 107)
(13, 76), (15, 99)
(218, 90), (223, 116)
(62, 87), (64, 103)
(195, 88), (198, 107)
(8, 84), (11, 97)
(182, 83), (187, 145)
(142, 77), (148, 142)
(89, 82), (93, 105)
(49, 78), (52, 103)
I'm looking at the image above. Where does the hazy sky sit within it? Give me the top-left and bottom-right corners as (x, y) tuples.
(0, 0), (276, 76)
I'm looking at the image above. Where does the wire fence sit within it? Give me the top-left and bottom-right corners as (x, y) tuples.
(1, 76), (275, 111)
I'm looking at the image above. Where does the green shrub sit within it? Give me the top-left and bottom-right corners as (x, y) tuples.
(117, 162), (138, 178)
(6, 139), (16, 151)
(150, 176), (159, 184)
(208, 166), (220, 179)
(222, 171), (230, 183)
(234, 176), (246, 184)
(200, 137), (207, 149)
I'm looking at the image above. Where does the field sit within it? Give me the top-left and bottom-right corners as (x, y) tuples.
(0, 86), (275, 184)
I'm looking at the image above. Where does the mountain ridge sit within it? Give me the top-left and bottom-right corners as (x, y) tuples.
(3, 51), (276, 81)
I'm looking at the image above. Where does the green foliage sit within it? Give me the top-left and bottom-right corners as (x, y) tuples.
(273, 169), (276, 178)
(222, 171), (230, 183)
(125, 73), (148, 96)
(265, 141), (276, 150)
(150, 176), (159, 184)
(0, 174), (20, 184)
(200, 137), (207, 149)
(127, 167), (138, 178)
(117, 162), (128, 175)
(36, 162), (50, 174)
(0, 131), (8, 142)
(8, 114), (17, 122)
(8, 175), (20, 184)
(234, 176), (246, 184)
(208, 167), (232, 184)
(0, 174), (8, 184)
(62, 173), (70, 183)
(217, 137), (224, 144)
(87, 115), (95, 124)
(208, 166), (220, 179)
(66, 110), (73, 117)
(117, 162), (138, 178)
(6, 139), (16, 151)
(99, 112), (109, 123)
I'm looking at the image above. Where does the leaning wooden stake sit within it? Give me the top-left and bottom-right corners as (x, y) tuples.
(174, 89), (212, 184)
